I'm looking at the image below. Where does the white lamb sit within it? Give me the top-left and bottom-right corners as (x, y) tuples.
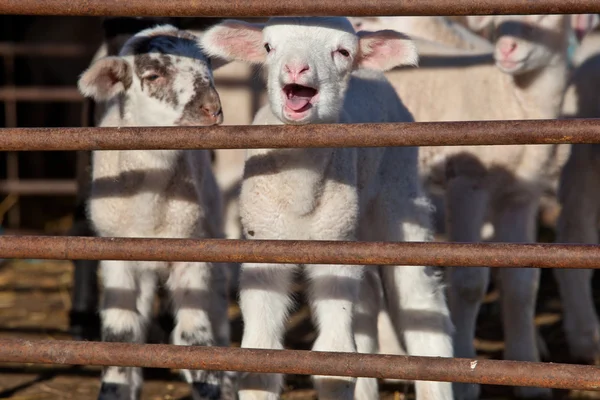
(78, 25), (233, 400)
(202, 16), (454, 400)
(379, 14), (589, 400)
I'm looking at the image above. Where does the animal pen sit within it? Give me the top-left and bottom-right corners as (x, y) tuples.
(1, 0), (600, 398)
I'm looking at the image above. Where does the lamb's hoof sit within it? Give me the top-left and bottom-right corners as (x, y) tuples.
(514, 386), (552, 399)
(192, 381), (222, 400)
(98, 383), (132, 400)
(453, 382), (480, 400)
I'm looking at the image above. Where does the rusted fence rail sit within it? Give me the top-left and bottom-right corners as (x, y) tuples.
(0, 87), (83, 102)
(2, 338), (600, 391)
(0, 235), (599, 269)
(1, 0), (600, 17)
(0, 119), (599, 151)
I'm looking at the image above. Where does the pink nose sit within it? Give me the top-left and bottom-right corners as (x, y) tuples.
(284, 63), (310, 81)
(498, 39), (518, 57)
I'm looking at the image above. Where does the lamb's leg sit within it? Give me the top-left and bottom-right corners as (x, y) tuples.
(354, 267), (381, 400)
(445, 176), (489, 400)
(305, 263), (363, 400)
(554, 172), (600, 363)
(98, 262), (155, 400)
(494, 201), (551, 399)
(380, 194), (453, 400)
(168, 261), (223, 400)
(237, 262), (298, 400)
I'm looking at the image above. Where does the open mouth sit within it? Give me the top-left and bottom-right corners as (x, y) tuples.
(283, 84), (318, 114)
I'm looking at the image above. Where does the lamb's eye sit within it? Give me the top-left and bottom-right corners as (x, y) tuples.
(264, 43), (272, 53)
(145, 74), (160, 82)
(337, 49), (350, 57)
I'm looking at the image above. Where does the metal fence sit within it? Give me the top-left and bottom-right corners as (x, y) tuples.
(0, 39), (91, 229)
(1, 0), (600, 394)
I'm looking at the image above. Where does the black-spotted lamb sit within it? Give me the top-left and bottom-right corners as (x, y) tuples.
(78, 25), (233, 400)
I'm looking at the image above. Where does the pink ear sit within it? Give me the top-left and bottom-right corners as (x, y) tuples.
(571, 14), (600, 42)
(357, 30), (418, 71)
(201, 19), (266, 64)
(466, 15), (495, 32)
(78, 57), (132, 101)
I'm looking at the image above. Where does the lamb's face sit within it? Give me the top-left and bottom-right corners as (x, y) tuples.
(201, 17), (418, 124)
(263, 18), (358, 124)
(78, 26), (223, 127)
(488, 15), (566, 75)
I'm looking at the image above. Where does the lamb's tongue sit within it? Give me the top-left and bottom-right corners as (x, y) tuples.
(286, 96), (311, 111)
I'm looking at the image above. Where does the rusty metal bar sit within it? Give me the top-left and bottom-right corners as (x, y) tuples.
(1, 0), (599, 17)
(0, 235), (598, 268)
(0, 119), (598, 151)
(0, 87), (83, 102)
(0, 180), (77, 195)
(0, 43), (94, 57)
(1, 338), (599, 391)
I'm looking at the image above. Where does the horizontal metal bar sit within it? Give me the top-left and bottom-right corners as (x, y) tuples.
(1, 0), (599, 17)
(1, 338), (599, 391)
(0, 43), (94, 57)
(0, 119), (599, 151)
(0, 235), (598, 268)
(0, 180), (77, 195)
(0, 87), (83, 102)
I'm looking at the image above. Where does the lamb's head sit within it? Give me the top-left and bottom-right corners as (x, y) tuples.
(202, 17), (417, 124)
(78, 24), (223, 126)
(465, 15), (568, 75)
(467, 14), (597, 75)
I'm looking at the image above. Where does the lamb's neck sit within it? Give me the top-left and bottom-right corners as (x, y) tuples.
(248, 105), (336, 167)
(511, 56), (568, 119)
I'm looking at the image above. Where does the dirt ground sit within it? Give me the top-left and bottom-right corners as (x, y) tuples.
(1, 244), (600, 400)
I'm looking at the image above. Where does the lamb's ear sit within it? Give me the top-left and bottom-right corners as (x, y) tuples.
(465, 15), (495, 32)
(78, 57), (132, 101)
(356, 30), (418, 71)
(186, 30), (233, 71)
(201, 19), (266, 64)
(571, 14), (600, 42)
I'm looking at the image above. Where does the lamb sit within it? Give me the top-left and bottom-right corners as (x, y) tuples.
(551, 30), (600, 364)
(374, 14), (586, 399)
(82, 19), (256, 328)
(77, 25), (233, 400)
(201, 16), (454, 400)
